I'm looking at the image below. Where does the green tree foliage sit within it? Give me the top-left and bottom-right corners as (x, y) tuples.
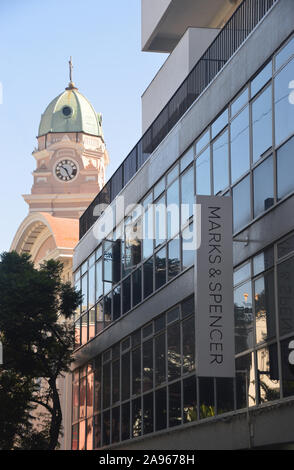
(0, 251), (82, 450)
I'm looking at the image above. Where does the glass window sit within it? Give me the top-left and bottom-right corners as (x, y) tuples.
(72, 380), (79, 422)
(182, 296), (195, 318)
(113, 285), (121, 321)
(143, 205), (153, 260)
(169, 381), (182, 427)
(81, 273), (88, 313)
(278, 233), (294, 259)
(231, 106), (250, 183)
(112, 407), (120, 444)
(257, 345), (280, 404)
(94, 358), (101, 414)
(212, 109), (228, 138)
(253, 155), (274, 217)
(182, 223), (195, 269)
(96, 301), (103, 335)
(94, 414), (101, 449)
(182, 316), (195, 374)
(196, 147), (211, 195)
(233, 175), (251, 232)
(277, 136), (294, 200)
(181, 166), (194, 226)
(275, 57), (294, 146)
(154, 195), (166, 247)
(102, 410), (110, 446)
(231, 88), (248, 117)
(155, 333), (166, 386)
(132, 267), (142, 308)
(196, 129), (210, 154)
(79, 376), (86, 419)
(132, 398), (142, 437)
(236, 353), (256, 409)
(102, 362), (110, 409)
(121, 352), (130, 401)
(154, 314), (165, 333)
(234, 262), (251, 286)
(234, 280), (254, 354)
(95, 259), (103, 300)
(143, 257), (153, 299)
(213, 130), (229, 194)
(104, 293), (112, 327)
(155, 388), (167, 431)
(167, 306), (180, 324)
(280, 336), (294, 398)
(253, 247), (274, 276)
(81, 313), (88, 345)
(88, 265), (95, 308)
(167, 322), (181, 381)
(180, 146), (194, 172)
(143, 339), (153, 392)
(216, 378), (234, 414)
(251, 61), (272, 97)
(79, 420), (86, 450)
(122, 276), (131, 314)
(86, 372), (94, 417)
(132, 347), (141, 396)
(143, 393), (153, 435)
(183, 376), (197, 423)
(278, 257), (294, 337)
(254, 271), (276, 345)
(154, 177), (165, 200)
(155, 247), (166, 290)
(167, 164), (179, 186)
(168, 238), (181, 280)
(276, 36), (294, 70)
(121, 402), (130, 441)
(199, 377), (215, 419)
(252, 85), (272, 163)
(167, 178), (180, 238)
(112, 360), (120, 404)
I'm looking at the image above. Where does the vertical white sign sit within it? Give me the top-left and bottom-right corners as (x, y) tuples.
(195, 195), (235, 378)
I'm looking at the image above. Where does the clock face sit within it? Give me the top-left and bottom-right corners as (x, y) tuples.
(55, 159), (78, 182)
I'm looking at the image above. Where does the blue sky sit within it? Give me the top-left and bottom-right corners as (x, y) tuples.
(0, 0), (167, 252)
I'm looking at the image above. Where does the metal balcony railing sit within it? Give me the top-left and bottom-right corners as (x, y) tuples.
(79, 0), (278, 239)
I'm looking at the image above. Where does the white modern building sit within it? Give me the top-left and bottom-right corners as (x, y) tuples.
(70, 0), (294, 450)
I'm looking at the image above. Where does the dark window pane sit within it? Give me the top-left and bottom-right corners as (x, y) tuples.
(213, 130), (229, 194)
(112, 406), (120, 444)
(94, 414), (101, 449)
(167, 179), (180, 238)
(182, 296), (195, 318)
(96, 301), (103, 335)
(236, 353), (256, 409)
(168, 322), (181, 381)
(132, 398), (142, 438)
(121, 402), (130, 441)
(199, 377), (215, 419)
(121, 352), (130, 401)
(183, 376), (197, 423)
(123, 276), (131, 314)
(155, 247), (166, 289)
(102, 410), (110, 446)
(182, 316), (195, 374)
(216, 378), (234, 414)
(155, 388), (167, 431)
(143, 339), (153, 392)
(168, 238), (181, 280)
(132, 267), (142, 307)
(79, 376), (86, 419)
(181, 166), (194, 226)
(253, 247), (274, 276)
(233, 175), (251, 232)
(196, 147), (211, 195)
(143, 393), (153, 435)
(252, 85), (272, 163)
(104, 293), (112, 327)
(281, 336), (294, 398)
(234, 280), (254, 354)
(154, 314), (165, 333)
(275, 57), (294, 146)
(112, 360), (120, 404)
(231, 106), (250, 183)
(72, 423), (78, 450)
(278, 257), (294, 336)
(94, 358), (101, 414)
(87, 372), (94, 417)
(86, 418), (93, 450)
(132, 348), (141, 396)
(113, 285), (121, 321)
(72, 380), (79, 422)
(143, 323), (153, 339)
(155, 333), (166, 386)
(277, 136), (294, 200)
(103, 362), (111, 409)
(278, 233), (294, 259)
(257, 344), (280, 404)
(169, 381), (182, 427)
(254, 271), (276, 345)
(143, 257), (154, 299)
(253, 155), (274, 217)
(132, 330), (141, 348)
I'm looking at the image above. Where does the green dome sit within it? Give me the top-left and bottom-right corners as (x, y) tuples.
(38, 86), (103, 138)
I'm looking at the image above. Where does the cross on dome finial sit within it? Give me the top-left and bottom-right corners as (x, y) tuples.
(66, 56), (78, 90)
